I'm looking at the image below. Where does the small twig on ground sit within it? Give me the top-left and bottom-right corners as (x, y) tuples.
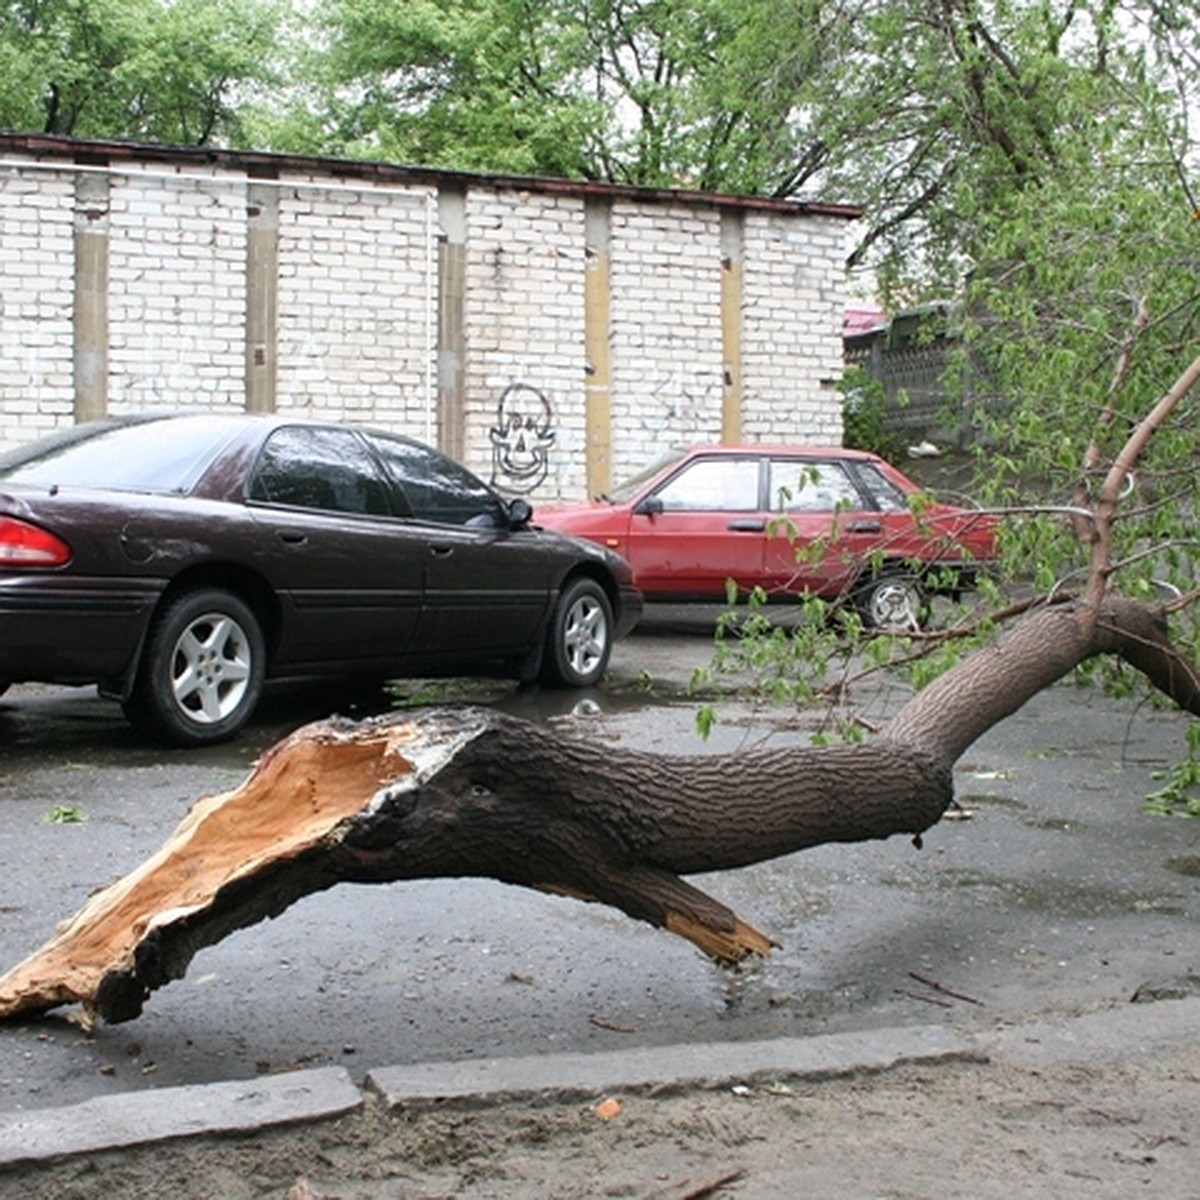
(899, 988), (953, 1009)
(908, 971), (985, 1006)
(669, 1167), (746, 1199)
(589, 1013), (637, 1033)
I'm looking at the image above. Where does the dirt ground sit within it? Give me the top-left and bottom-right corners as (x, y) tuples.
(7, 1036), (1198, 1200)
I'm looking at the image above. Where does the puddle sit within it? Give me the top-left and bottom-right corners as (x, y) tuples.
(497, 685), (672, 725)
(377, 676), (682, 727)
(884, 866), (1185, 918)
(1164, 856), (1200, 880)
(955, 792), (1029, 812)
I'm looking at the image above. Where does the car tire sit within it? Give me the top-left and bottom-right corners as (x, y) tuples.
(124, 588), (266, 746)
(856, 573), (925, 633)
(540, 577), (614, 688)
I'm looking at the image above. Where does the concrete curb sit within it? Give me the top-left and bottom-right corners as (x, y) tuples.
(2, 998), (1197, 1169)
(367, 1022), (974, 1107)
(978, 994), (1200, 1068)
(0, 1066), (362, 1170)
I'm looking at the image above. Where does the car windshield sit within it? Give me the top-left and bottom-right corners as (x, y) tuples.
(607, 449), (689, 503)
(0, 416), (247, 493)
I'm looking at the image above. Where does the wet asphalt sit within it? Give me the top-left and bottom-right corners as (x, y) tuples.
(0, 608), (1198, 1115)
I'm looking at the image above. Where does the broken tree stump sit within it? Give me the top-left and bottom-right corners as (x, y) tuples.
(0, 704), (953, 1026)
(4, 597), (1199, 1027)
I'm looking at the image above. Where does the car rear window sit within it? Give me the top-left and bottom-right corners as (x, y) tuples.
(0, 417), (246, 493)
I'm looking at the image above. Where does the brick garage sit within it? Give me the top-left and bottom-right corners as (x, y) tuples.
(0, 134), (858, 501)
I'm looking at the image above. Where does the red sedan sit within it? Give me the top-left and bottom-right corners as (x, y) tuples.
(534, 445), (998, 631)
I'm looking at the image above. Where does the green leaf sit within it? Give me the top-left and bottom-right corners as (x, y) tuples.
(46, 805), (85, 824)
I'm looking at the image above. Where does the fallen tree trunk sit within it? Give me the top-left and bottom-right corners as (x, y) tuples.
(2, 595), (1198, 1026)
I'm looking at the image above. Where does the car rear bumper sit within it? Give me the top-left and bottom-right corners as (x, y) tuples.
(0, 575), (161, 684)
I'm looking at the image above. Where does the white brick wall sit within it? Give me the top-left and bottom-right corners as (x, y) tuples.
(276, 179), (438, 438)
(463, 188), (588, 496)
(107, 164), (246, 416)
(741, 212), (845, 446)
(0, 144), (851, 492)
(607, 202), (725, 483)
(0, 172), (75, 451)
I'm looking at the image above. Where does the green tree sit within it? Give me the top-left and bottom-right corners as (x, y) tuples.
(662, 4), (1200, 793)
(0, 0), (284, 144)
(301, 0), (598, 173)
(3, 0), (1198, 778)
(309, 0), (840, 185)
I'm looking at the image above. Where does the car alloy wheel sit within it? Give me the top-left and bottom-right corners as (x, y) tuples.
(170, 611), (254, 722)
(126, 588), (266, 746)
(542, 577), (614, 687)
(858, 574), (924, 633)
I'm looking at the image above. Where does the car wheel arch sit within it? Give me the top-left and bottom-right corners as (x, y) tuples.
(124, 584), (270, 746)
(109, 567), (280, 705)
(153, 566), (280, 664)
(561, 563), (620, 612)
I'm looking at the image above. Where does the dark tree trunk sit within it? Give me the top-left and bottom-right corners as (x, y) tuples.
(2, 595), (1199, 1026)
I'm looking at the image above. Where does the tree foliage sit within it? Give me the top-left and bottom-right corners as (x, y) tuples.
(0, 0), (285, 144)
(3, 2), (1194, 290)
(296, 2), (1199, 285)
(680, 3), (1200, 773)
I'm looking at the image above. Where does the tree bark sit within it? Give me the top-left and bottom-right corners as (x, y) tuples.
(2, 595), (1198, 1027)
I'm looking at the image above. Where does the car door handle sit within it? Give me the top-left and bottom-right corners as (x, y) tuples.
(429, 544), (454, 557)
(727, 519), (766, 532)
(845, 520), (882, 533)
(277, 531), (308, 545)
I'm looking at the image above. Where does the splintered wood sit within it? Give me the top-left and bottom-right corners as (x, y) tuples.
(0, 718), (422, 1025)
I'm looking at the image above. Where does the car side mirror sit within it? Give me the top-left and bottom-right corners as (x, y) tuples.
(508, 497), (533, 528)
(633, 495), (664, 517)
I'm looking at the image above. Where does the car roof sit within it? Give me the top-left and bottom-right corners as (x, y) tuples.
(8, 411), (428, 449)
(678, 444), (881, 461)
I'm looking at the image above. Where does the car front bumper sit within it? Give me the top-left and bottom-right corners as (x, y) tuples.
(614, 583), (644, 638)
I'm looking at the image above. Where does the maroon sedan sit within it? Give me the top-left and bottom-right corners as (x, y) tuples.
(534, 445), (997, 630)
(0, 414), (641, 745)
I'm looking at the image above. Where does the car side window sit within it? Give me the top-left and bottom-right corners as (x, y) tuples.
(248, 427), (393, 516)
(769, 460), (862, 512)
(368, 434), (508, 527)
(655, 459), (759, 511)
(852, 463), (910, 512)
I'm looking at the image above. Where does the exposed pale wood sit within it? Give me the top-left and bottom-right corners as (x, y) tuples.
(0, 722), (427, 1024)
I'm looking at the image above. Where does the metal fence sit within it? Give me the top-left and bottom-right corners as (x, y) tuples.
(845, 334), (973, 450)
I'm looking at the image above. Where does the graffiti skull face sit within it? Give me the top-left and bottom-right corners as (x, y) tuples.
(489, 382), (556, 493)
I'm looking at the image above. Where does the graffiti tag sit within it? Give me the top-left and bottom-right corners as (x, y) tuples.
(489, 382), (556, 493)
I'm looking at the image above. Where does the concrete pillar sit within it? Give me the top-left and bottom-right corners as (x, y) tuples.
(73, 172), (109, 423)
(245, 177), (279, 413)
(437, 183), (467, 460)
(720, 210), (744, 444)
(584, 197), (613, 498)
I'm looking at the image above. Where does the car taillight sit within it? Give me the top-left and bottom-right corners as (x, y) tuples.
(0, 517), (71, 567)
